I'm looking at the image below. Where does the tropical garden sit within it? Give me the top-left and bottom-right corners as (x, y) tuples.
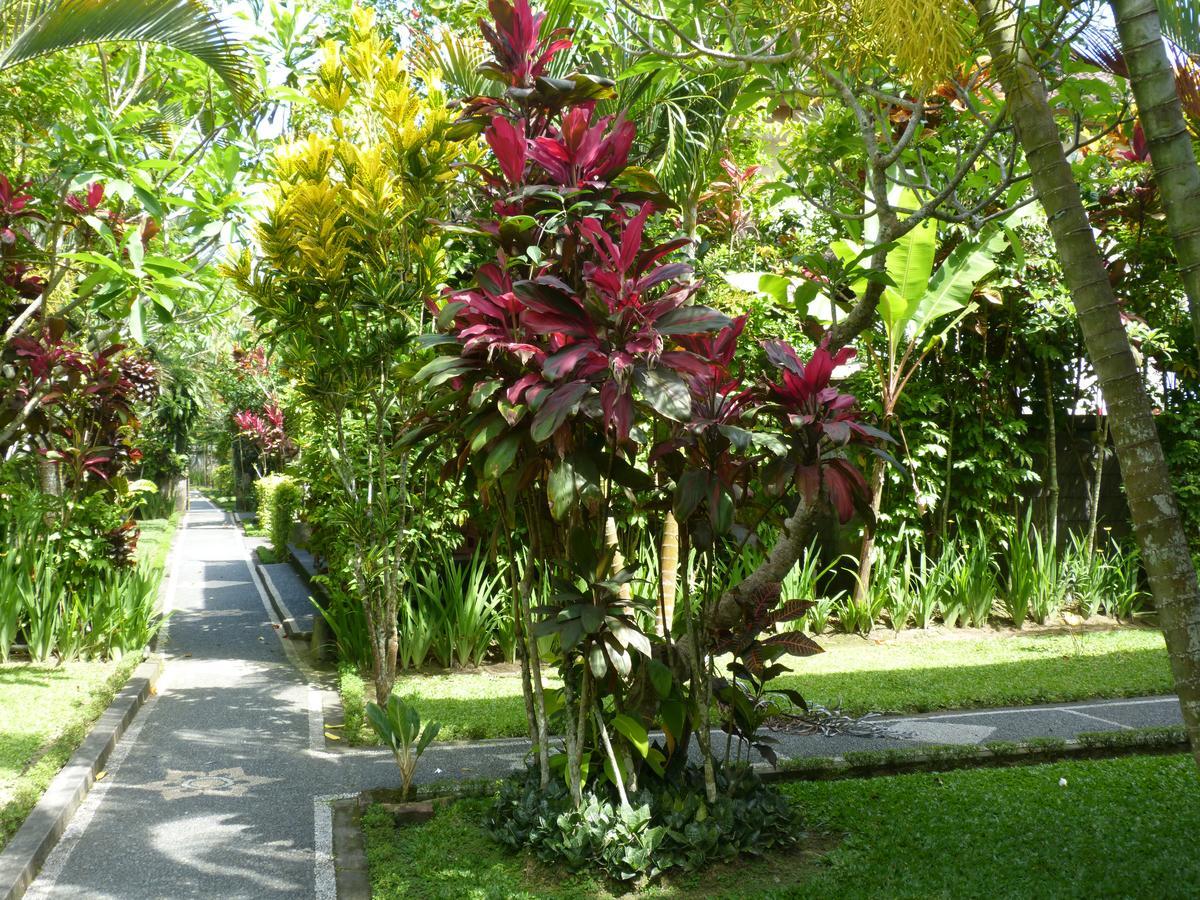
(3, 0), (1200, 894)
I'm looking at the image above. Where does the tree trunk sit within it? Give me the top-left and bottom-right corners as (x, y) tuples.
(977, 0), (1200, 769)
(853, 456), (887, 602)
(1042, 354), (1059, 547)
(1110, 0), (1200, 357)
(659, 512), (679, 636)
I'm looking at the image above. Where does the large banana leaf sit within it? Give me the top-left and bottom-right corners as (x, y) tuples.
(884, 190), (937, 305)
(0, 0), (255, 109)
(909, 227), (1008, 343)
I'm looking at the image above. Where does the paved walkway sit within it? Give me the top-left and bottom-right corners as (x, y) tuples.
(26, 495), (1185, 897)
(27, 496), (383, 899)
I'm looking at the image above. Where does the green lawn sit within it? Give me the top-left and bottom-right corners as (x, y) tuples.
(135, 512), (181, 573)
(363, 753), (1200, 898)
(0, 513), (180, 850)
(382, 627), (1172, 742)
(0, 656), (141, 850)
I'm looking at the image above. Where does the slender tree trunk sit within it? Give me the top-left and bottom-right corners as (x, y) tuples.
(659, 512), (679, 636)
(1110, 0), (1200, 357)
(605, 516), (632, 601)
(1042, 354), (1060, 547)
(1087, 414), (1109, 553)
(939, 409), (956, 540)
(977, 0), (1200, 768)
(853, 456), (888, 602)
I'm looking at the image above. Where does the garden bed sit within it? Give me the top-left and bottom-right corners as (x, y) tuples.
(0, 512), (179, 851)
(361, 753), (1200, 898)
(339, 626), (1171, 743)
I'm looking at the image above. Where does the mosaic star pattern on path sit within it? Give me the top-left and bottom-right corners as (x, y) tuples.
(142, 767), (281, 802)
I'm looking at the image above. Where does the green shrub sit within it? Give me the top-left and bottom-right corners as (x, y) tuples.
(316, 577), (373, 669)
(340, 665), (366, 743)
(212, 463), (234, 499)
(0, 493), (166, 662)
(367, 693), (440, 800)
(252, 474), (300, 557)
(489, 764), (797, 882)
(270, 477), (301, 558)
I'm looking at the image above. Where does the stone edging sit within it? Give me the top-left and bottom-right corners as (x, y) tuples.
(0, 655), (165, 900)
(771, 726), (1190, 782)
(253, 556), (310, 640)
(330, 797), (371, 899)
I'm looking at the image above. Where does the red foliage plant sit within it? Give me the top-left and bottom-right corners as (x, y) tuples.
(414, 0), (892, 797)
(422, 0), (887, 535)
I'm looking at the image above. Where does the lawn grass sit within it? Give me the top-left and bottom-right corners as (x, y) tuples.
(0, 655), (141, 850)
(363, 753), (1200, 898)
(135, 512), (181, 573)
(0, 512), (180, 850)
(774, 626), (1172, 713)
(380, 627), (1171, 742)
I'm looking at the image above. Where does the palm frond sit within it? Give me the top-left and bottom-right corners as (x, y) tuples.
(0, 0), (256, 110)
(412, 28), (491, 100)
(1157, 0), (1200, 60)
(1073, 9), (1200, 124)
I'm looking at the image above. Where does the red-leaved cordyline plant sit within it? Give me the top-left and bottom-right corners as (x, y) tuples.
(232, 401), (292, 475)
(6, 323), (144, 539)
(417, 0), (890, 810)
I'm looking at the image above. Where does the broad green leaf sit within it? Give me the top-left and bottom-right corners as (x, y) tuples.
(611, 713), (649, 758)
(482, 433), (520, 481)
(912, 228), (1008, 341)
(128, 296), (145, 343)
(634, 367), (689, 422)
(882, 191), (937, 337)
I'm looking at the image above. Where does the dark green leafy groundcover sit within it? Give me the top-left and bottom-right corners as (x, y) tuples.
(489, 765), (796, 882)
(364, 754), (1200, 899)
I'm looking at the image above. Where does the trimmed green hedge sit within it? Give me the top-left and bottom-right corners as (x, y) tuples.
(212, 463), (234, 498)
(253, 474), (302, 558)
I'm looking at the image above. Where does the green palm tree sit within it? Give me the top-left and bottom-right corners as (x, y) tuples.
(975, 0), (1200, 773)
(1108, 0), (1200, 358)
(0, 0), (255, 108)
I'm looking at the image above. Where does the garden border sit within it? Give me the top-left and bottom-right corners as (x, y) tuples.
(332, 728), (1188, 898)
(771, 725), (1190, 782)
(0, 654), (164, 900)
(0, 506), (183, 900)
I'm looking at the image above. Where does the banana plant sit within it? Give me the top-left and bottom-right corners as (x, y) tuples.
(834, 210), (1008, 598)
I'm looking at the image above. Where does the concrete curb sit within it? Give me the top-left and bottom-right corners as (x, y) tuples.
(254, 557), (312, 640)
(331, 798), (371, 899)
(0, 654), (164, 900)
(771, 726), (1191, 782)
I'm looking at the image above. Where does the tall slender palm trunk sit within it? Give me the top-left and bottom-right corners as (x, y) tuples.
(975, 0), (1200, 769)
(1110, 0), (1200, 358)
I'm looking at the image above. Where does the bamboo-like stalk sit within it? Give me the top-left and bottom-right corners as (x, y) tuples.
(1087, 415), (1109, 553)
(659, 511), (679, 637)
(594, 708), (630, 808)
(1042, 354), (1059, 547)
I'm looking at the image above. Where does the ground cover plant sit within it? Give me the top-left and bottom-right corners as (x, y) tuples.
(362, 753), (1200, 899)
